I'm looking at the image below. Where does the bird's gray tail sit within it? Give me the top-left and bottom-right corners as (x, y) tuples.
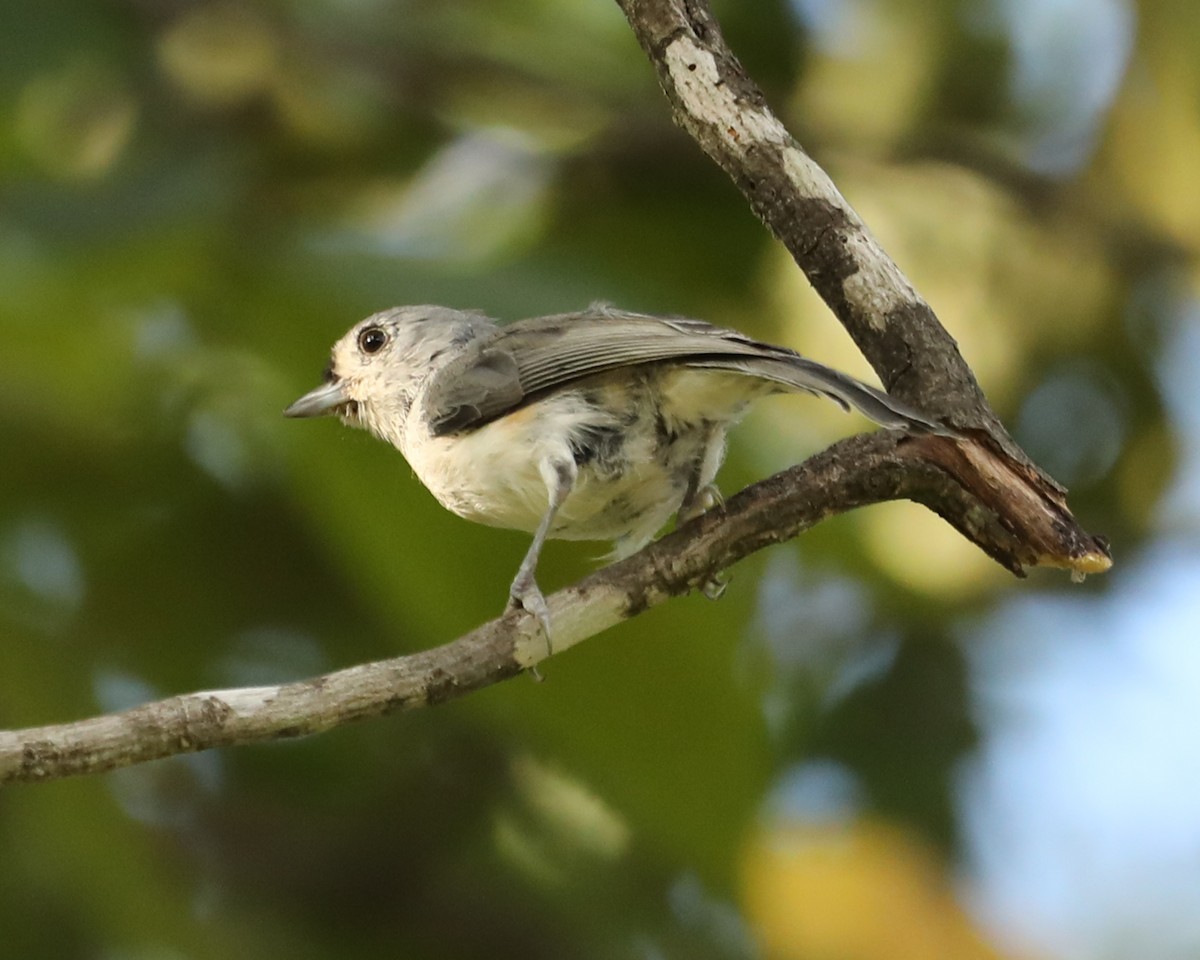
(687, 356), (953, 436)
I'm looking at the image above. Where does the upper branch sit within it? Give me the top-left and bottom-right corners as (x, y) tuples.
(616, 0), (982, 418)
(615, 0), (1111, 578)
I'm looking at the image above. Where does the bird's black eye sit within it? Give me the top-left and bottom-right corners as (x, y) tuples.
(358, 326), (388, 354)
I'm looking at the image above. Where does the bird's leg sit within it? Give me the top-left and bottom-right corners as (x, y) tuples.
(678, 423), (726, 526)
(508, 457), (576, 654)
(679, 461), (728, 600)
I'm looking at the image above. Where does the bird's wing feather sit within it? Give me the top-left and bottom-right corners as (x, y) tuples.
(510, 311), (777, 393)
(422, 309), (944, 436)
(422, 310), (772, 434)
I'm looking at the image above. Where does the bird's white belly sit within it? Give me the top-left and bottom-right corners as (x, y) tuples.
(402, 399), (704, 548)
(412, 413), (558, 533)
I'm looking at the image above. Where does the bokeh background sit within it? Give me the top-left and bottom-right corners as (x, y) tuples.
(1, 0), (1198, 957)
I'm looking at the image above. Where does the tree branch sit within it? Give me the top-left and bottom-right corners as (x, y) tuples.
(6, 432), (958, 785)
(1, 0), (1112, 786)
(614, 0), (1110, 577)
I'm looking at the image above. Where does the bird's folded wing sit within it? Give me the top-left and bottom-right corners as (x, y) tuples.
(421, 310), (778, 435)
(422, 308), (946, 437)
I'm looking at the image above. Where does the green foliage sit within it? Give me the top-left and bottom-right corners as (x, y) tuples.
(0, 1), (1194, 957)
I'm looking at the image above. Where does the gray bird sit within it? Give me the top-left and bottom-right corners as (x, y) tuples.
(286, 304), (948, 636)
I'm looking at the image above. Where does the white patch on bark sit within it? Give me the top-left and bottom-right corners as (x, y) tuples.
(663, 36), (788, 146)
(196, 686), (284, 713)
(842, 229), (924, 325)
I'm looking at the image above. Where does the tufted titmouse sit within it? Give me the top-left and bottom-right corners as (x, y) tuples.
(285, 304), (949, 635)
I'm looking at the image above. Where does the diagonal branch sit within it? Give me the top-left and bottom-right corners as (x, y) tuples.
(614, 0), (1110, 578)
(6, 432), (966, 785)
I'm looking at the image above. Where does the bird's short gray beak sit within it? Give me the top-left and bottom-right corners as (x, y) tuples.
(284, 380), (349, 418)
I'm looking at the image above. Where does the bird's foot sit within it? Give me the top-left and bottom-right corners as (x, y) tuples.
(508, 574), (554, 663)
(679, 484), (724, 526)
(701, 571), (729, 600)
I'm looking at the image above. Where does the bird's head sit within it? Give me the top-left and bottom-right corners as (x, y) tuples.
(284, 305), (492, 447)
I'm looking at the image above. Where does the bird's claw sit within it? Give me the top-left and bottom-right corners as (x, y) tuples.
(701, 572), (729, 600)
(679, 483), (724, 526)
(508, 577), (554, 661)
